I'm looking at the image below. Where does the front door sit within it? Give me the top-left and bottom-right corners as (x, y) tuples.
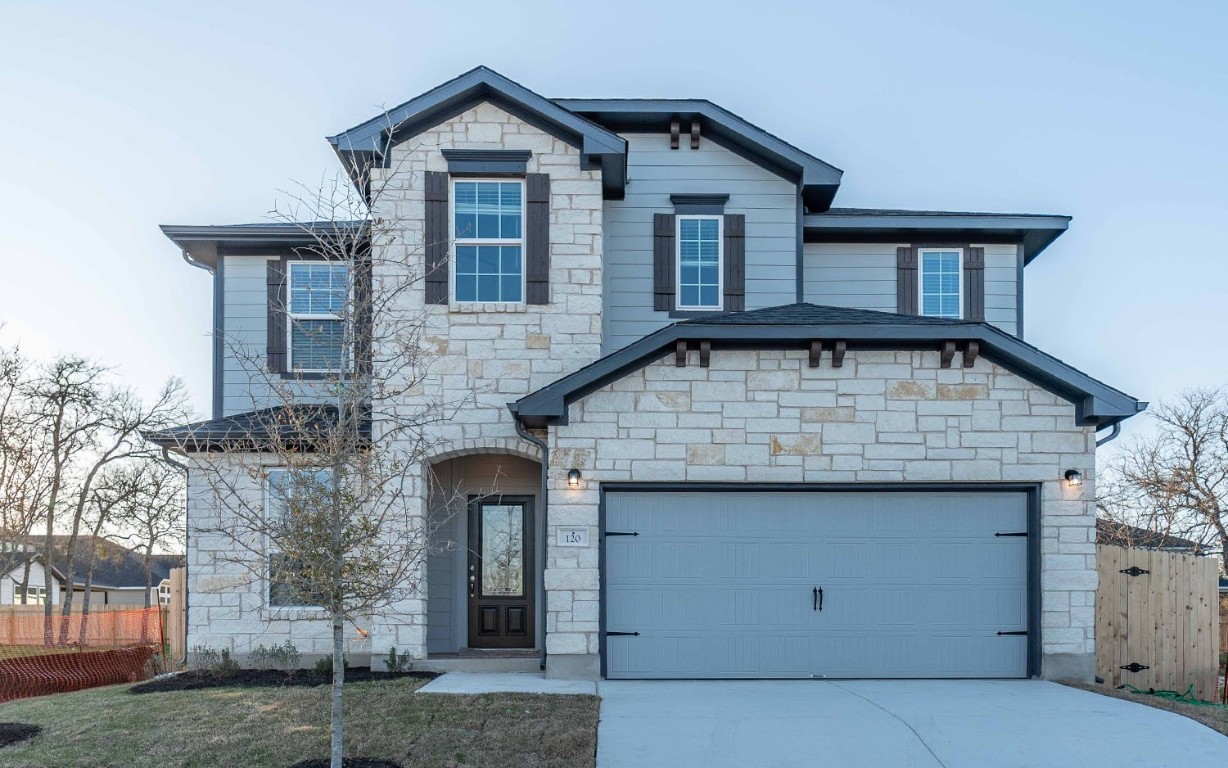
(467, 496), (534, 649)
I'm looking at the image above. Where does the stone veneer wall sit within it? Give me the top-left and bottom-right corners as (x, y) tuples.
(362, 102), (605, 659)
(547, 348), (1098, 679)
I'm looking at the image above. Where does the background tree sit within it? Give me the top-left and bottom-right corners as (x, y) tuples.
(113, 460), (186, 609)
(174, 133), (470, 768)
(0, 343), (50, 594)
(1099, 388), (1228, 564)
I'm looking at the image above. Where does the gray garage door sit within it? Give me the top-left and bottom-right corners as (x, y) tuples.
(604, 490), (1030, 679)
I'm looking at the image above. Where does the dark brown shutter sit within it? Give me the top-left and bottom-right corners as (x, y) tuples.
(267, 258), (287, 374)
(653, 213), (677, 311)
(525, 173), (550, 304)
(424, 171), (449, 305)
(896, 245), (918, 315)
(354, 255), (373, 375)
(964, 246), (985, 321)
(723, 214), (746, 312)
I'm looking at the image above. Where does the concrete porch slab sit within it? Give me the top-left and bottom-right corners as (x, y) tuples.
(417, 672), (597, 695)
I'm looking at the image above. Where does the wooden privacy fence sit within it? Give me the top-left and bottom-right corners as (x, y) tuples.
(1096, 545), (1220, 701)
(164, 567), (186, 661)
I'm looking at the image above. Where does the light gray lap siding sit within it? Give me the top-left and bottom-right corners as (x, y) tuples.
(220, 254), (330, 416)
(602, 133), (799, 353)
(803, 242), (1019, 336)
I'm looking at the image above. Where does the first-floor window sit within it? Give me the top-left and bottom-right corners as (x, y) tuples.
(677, 216), (722, 310)
(919, 248), (963, 319)
(266, 469), (332, 608)
(287, 261), (349, 372)
(158, 582), (171, 606)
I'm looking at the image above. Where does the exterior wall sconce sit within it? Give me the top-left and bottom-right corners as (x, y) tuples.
(567, 468), (582, 488)
(1064, 469), (1083, 488)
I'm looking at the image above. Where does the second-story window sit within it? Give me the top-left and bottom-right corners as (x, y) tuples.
(919, 248), (962, 319)
(287, 261), (349, 373)
(677, 215), (722, 310)
(453, 180), (524, 303)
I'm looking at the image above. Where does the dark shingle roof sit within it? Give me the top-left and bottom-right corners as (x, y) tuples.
(46, 537), (184, 589)
(680, 303), (974, 327)
(1096, 520), (1208, 553)
(145, 405), (372, 453)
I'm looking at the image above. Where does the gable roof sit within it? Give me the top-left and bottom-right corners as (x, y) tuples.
(556, 98), (843, 212)
(1095, 520), (1209, 554)
(805, 209), (1070, 264)
(511, 303), (1145, 429)
(145, 404), (372, 453)
(328, 66), (628, 200)
(45, 536), (184, 589)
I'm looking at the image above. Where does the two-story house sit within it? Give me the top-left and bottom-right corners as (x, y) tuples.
(151, 67), (1144, 682)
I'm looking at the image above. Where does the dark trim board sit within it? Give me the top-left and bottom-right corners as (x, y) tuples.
(597, 482), (1042, 680)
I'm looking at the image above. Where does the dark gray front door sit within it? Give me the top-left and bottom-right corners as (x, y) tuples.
(468, 496), (534, 649)
(604, 490), (1029, 679)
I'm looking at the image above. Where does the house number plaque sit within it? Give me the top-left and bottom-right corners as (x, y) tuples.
(555, 528), (589, 547)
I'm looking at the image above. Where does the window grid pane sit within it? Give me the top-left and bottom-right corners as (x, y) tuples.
(920, 251), (961, 319)
(291, 319), (344, 371)
(453, 181), (524, 302)
(678, 217), (721, 309)
(288, 263), (348, 371)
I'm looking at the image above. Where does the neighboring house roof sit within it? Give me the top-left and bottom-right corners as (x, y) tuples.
(805, 209), (1070, 264)
(511, 303), (1145, 429)
(328, 66), (628, 201)
(144, 404), (372, 453)
(39, 536), (184, 590)
(555, 97), (844, 212)
(1095, 520), (1208, 553)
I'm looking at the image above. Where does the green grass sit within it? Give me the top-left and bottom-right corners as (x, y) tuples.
(0, 677), (599, 767)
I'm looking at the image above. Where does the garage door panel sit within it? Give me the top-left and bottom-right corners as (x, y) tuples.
(604, 490), (1030, 679)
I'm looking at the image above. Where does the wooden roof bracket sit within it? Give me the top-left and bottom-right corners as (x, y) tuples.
(831, 340), (847, 368)
(808, 340), (823, 368)
(963, 340), (980, 368)
(670, 119), (681, 149)
(940, 340), (957, 369)
(690, 119), (701, 149)
(698, 339), (711, 368)
(675, 339), (687, 367)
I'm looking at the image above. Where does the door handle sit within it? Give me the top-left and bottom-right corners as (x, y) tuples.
(813, 586), (823, 612)
(469, 574), (476, 597)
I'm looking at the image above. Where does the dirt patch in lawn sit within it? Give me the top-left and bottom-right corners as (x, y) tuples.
(0, 722), (40, 748)
(1061, 680), (1228, 737)
(130, 668), (438, 694)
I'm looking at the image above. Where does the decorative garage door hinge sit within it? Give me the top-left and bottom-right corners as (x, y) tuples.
(996, 630), (1028, 636)
(1119, 566), (1150, 577)
(1120, 662), (1150, 673)
(994, 532), (1028, 537)
(605, 631), (640, 637)
(604, 531), (639, 537)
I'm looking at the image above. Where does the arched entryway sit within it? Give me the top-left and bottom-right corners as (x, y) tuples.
(425, 450), (543, 656)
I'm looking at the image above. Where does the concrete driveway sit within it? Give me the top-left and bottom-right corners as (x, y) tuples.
(596, 680), (1228, 768)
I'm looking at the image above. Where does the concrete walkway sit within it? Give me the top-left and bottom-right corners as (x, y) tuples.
(417, 672), (596, 695)
(596, 680), (1228, 768)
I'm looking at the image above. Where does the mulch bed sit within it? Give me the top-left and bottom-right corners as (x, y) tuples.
(289, 760), (401, 768)
(130, 668), (437, 694)
(0, 723), (41, 748)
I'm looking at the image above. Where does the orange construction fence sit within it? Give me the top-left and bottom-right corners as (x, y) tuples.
(0, 606), (166, 702)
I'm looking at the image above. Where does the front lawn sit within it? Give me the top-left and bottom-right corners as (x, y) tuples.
(0, 676), (599, 767)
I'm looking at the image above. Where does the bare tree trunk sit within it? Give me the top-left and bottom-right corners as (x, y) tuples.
(78, 551), (97, 645)
(331, 613), (345, 768)
(18, 557), (30, 605)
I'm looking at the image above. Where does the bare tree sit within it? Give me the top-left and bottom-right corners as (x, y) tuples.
(0, 343), (50, 593)
(1099, 388), (1228, 564)
(112, 461), (186, 609)
(170, 135), (470, 768)
(20, 357), (190, 642)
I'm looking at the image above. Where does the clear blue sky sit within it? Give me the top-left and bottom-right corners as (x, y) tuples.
(1, 0), (1225, 449)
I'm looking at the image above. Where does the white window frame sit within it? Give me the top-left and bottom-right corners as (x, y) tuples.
(917, 247), (964, 319)
(14, 585), (46, 605)
(675, 214), (724, 311)
(285, 260), (350, 374)
(450, 178), (527, 304)
(264, 469), (326, 611)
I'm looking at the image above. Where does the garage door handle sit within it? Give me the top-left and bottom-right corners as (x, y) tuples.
(813, 586), (823, 612)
